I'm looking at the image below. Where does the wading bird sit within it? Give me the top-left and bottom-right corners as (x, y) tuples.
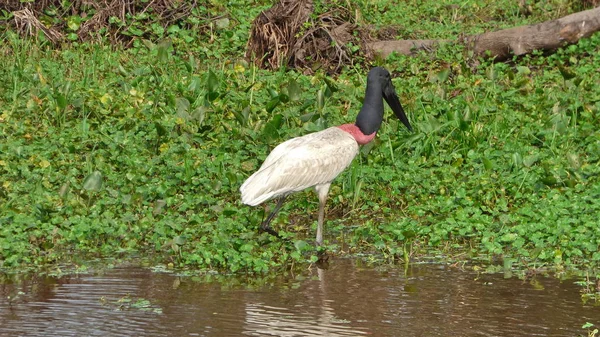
(240, 67), (412, 245)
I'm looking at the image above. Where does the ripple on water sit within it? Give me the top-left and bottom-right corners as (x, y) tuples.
(0, 261), (598, 337)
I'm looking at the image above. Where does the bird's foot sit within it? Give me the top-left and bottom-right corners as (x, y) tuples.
(259, 224), (282, 239)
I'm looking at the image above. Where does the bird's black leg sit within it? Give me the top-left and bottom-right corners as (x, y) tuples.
(260, 196), (286, 239)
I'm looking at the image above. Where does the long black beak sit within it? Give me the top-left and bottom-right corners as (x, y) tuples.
(383, 80), (412, 132)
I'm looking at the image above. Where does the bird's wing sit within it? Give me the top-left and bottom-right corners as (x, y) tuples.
(259, 135), (308, 169)
(240, 127), (359, 206)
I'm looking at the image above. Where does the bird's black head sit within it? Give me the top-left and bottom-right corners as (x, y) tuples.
(355, 67), (412, 135)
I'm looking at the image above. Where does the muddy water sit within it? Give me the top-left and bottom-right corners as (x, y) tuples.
(1, 259), (598, 337)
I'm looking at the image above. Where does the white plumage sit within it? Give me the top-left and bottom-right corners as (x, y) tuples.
(240, 127), (358, 206)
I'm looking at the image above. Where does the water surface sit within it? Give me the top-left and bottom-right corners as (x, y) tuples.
(1, 259), (598, 336)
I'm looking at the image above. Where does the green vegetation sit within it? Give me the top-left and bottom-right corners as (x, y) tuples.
(582, 322), (599, 337)
(1, 0), (599, 279)
(357, 0), (588, 38)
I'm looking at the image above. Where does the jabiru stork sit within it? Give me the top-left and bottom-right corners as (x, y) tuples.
(240, 67), (412, 245)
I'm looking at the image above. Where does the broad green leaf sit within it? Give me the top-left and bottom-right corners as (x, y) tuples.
(314, 116), (327, 130)
(167, 25), (180, 34)
(462, 105), (472, 122)
(155, 122), (167, 137)
(287, 80), (302, 101)
(523, 154), (539, 167)
(262, 114), (283, 140)
(128, 26), (144, 36)
(67, 16), (80, 31)
(233, 105), (249, 126)
(512, 152), (522, 168)
(422, 115), (442, 133)
(516, 66), (531, 75)
(141, 39), (155, 50)
(188, 76), (202, 94)
(157, 39), (172, 62)
(265, 97), (280, 113)
(403, 230), (416, 239)
(215, 18), (229, 29)
(436, 68), (451, 82)
(299, 112), (317, 123)
(117, 64), (129, 76)
(192, 106), (207, 125)
(243, 82), (257, 93)
(567, 153), (580, 169)
(483, 158), (493, 171)
(541, 173), (557, 186)
(59, 182), (70, 198)
(558, 65), (576, 80)
(323, 77), (338, 94)
(175, 97), (190, 114)
(279, 93), (289, 104)
(55, 94), (67, 110)
(206, 91), (219, 102)
(294, 240), (308, 251)
(173, 236), (186, 245)
(206, 69), (219, 94)
(486, 66), (496, 80)
(83, 171), (103, 192)
(506, 69), (515, 80)
(185, 55), (195, 73)
(317, 89), (325, 111)
(226, 172), (237, 185)
(153, 200), (166, 214)
(298, 98), (315, 113)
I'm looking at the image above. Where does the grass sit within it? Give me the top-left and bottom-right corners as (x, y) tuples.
(0, 0), (599, 281)
(358, 0), (584, 38)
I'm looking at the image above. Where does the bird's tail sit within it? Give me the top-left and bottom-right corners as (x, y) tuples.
(239, 170), (276, 206)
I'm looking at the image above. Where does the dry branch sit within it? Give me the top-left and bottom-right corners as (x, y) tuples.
(246, 0), (314, 70)
(12, 8), (64, 43)
(369, 6), (600, 61)
(3, 0), (199, 44)
(246, 0), (365, 73)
